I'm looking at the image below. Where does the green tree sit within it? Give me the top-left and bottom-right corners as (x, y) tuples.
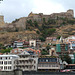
(39, 36), (45, 42)
(34, 21), (38, 27)
(43, 18), (46, 24)
(67, 20), (75, 25)
(27, 19), (33, 26)
(47, 19), (56, 24)
(0, 48), (13, 53)
(46, 45), (51, 50)
(61, 54), (72, 64)
(36, 30), (40, 34)
(57, 36), (61, 39)
(41, 49), (49, 55)
(0, 44), (3, 49)
(12, 19), (19, 23)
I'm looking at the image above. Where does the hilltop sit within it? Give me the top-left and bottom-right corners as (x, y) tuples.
(0, 9), (75, 44)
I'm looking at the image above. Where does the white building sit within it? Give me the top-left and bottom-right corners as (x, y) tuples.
(18, 50), (38, 71)
(13, 40), (24, 48)
(29, 40), (36, 47)
(0, 55), (19, 71)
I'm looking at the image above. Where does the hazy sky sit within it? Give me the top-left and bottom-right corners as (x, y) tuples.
(0, 0), (75, 23)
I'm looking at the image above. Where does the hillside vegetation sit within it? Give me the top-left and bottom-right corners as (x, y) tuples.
(0, 17), (75, 44)
(26, 17), (75, 40)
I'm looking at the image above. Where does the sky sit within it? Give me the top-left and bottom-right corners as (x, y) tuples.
(0, 0), (75, 23)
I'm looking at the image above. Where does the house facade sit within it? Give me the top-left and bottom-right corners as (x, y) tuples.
(38, 56), (60, 72)
(0, 55), (19, 71)
(18, 51), (38, 71)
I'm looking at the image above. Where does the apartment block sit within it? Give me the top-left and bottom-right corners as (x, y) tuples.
(38, 56), (60, 72)
(18, 50), (38, 71)
(0, 55), (19, 71)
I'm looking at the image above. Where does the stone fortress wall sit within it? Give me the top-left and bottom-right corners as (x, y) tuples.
(0, 9), (74, 29)
(28, 9), (74, 22)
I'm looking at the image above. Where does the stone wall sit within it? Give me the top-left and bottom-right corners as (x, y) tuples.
(0, 71), (14, 75)
(23, 72), (75, 75)
(0, 71), (75, 75)
(0, 70), (22, 75)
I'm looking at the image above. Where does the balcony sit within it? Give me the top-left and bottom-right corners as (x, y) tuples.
(18, 58), (31, 60)
(38, 67), (60, 69)
(18, 62), (34, 65)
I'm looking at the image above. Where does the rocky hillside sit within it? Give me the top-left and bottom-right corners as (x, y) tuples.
(0, 31), (39, 44)
(0, 16), (75, 44)
(55, 24), (75, 37)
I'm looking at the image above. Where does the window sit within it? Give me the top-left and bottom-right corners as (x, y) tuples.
(0, 61), (3, 64)
(9, 57), (10, 59)
(0, 57), (2, 60)
(14, 50), (17, 53)
(8, 66), (11, 69)
(6, 57), (7, 59)
(8, 61), (12, 64)
(46, 59), (48, 62)
(10, 66), (11, 69)
(2, 61), (3, 64)
(34, 61), (36, 63)
(4, 61), (7, 65)
(0, 66), (3, 69)
(34, 66), (35, 69)
(4, 66), (7, 70)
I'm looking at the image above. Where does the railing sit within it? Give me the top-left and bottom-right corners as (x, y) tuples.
(18, 62), (34, 65)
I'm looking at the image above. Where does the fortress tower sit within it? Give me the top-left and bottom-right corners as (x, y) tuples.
(67, 9), (74, 18)
(0, 14), (5, 27)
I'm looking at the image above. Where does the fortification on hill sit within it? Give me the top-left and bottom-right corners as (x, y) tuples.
(0, 9), (74, 30)
(27, 9), (74, 22)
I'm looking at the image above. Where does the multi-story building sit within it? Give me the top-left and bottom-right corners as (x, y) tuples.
(56, 43), (68, 56)
(0, 55), (19, 71)
(18, 50), (38, 71)
(29, 39), (41, 49)
(23, 48), (41, 57)
(10, 48), (24, 54)
(10, 48), (41, 57)
(56, 36), (75, 64)
(38, 56), (61, 72)
(13, 40), (29, 48)
(65, 64), (75, 71)
(65, 35), (75, 54)
(56, 37), (69, 57)
(46, 37), (56, 45)
(29, 40), (36, 47)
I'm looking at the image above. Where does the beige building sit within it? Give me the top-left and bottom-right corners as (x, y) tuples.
(38, 56), (61, 72)
(18, 50), (38, 71)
